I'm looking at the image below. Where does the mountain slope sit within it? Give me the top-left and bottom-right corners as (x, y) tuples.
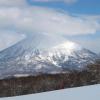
(0, 34), (97, 79)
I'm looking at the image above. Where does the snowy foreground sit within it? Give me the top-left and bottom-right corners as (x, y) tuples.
(0, 84), (100, 100)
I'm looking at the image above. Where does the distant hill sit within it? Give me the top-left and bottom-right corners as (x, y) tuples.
(0, 59), (99, 97)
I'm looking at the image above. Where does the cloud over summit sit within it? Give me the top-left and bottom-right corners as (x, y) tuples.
(0, 6), (99, 36)
(0, 0), (100, 51)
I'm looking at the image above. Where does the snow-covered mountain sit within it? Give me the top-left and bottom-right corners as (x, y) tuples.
(0, 34), (97, 79)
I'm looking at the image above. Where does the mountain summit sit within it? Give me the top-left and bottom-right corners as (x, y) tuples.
(0, 34), (97, 79)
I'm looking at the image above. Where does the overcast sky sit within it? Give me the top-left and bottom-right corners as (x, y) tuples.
(0, 0), (100, 53)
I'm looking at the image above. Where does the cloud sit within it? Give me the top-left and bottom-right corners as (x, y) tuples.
(0, 0), (27, 6)
(70, 37), (100, 53)
(0, 30), (25, 51)
(0, 0), (100, 51)
(0, 6), (100, 37)
(31, 0), (77, 4)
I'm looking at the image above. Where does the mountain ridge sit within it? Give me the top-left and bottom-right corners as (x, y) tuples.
(0, 34), (98, 79)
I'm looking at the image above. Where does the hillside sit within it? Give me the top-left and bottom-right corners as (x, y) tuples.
(0, 59), (99, 97)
